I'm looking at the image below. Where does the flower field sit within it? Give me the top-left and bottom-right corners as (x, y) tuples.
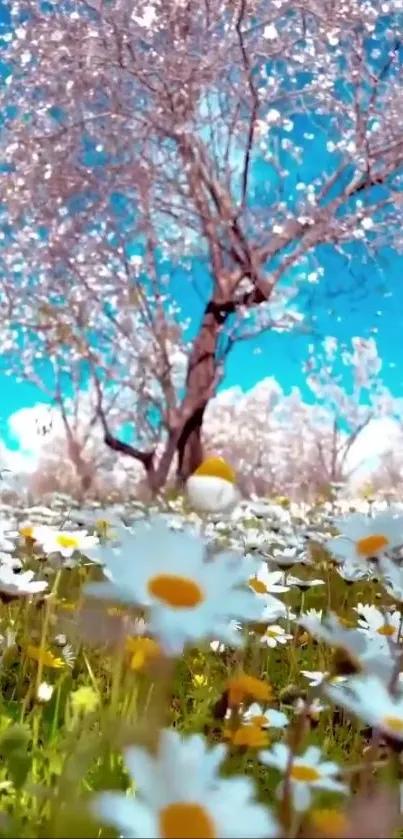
(0, 464), (402, 837)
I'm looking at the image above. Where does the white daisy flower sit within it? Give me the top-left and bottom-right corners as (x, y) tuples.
(295, 697), (327, 718)
(270, 548), (300, 569)
(0, 566), (47, 598)
(301, 670), (329, 688)
(324, 673), (403, 741)
(259, 624), (293, 648)
(299, 612), (395, 681)
(243, 703), (289, 729)
(285, 575), (325, 590)
(248, 562), (290, 615)
(336, 561), (369, 583)
(186, 457), (240, 514)
(243, 530), (268, 552)
(327, 510), (403, 565)
(354, 603), (402, 644)
(93, 728), (279, 838)
(84, 519), (262, 655)
(33, 526), (98, 558)
(259, 743), (347, 812)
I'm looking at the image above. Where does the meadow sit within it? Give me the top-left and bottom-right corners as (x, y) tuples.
(0, 470), (400, 838)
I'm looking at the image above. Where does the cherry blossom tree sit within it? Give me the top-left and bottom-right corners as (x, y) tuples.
(0, 0), (403, 491)
(204, 336), (403, 499)
(7, 334), (402, 502)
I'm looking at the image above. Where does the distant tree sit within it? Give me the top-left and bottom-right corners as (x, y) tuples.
(0, 0), (403, 492)
(204, 336), (403, 499)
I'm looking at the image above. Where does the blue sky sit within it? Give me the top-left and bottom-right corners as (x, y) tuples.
(0, 3), (403, 456)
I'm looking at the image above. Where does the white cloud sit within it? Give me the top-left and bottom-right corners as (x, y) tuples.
(5, 403), (63, 473)
(345, 416), (402, 484)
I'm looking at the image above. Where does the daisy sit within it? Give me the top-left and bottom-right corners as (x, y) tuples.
(93, 728), (279, 838)
(0, 566), (47, 598)
(285, 574), (325, 591)
(84, 519), (262, 655)
(336, 561), (369, 583)
(259, 743), (347, 812)
(247, 562), (290, 614)
(243, 530), (268, 552)
(299, 613), (395, 681)
(354, 603), (402, 644)
(326, 510), (403, 565)
(270, 548), (299, 569)
(301, 670), (330, 688)
(324, 673), (403, 742)
(186, 457), (240, 514)
(242, 703), (289, 729)
(295, 697), (327, 719)
(33, 526), (98, 558)
(259, 624), (293, 648)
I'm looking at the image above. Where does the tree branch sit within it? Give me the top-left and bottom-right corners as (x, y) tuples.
(92, 365), (155, 470)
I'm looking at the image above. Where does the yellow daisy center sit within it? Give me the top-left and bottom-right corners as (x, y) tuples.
(265, 628), (281, 638)
(377, 624), (395, 636)
(355, 533), (389, 557)
(193, 457), (236, 484)
(384, 715), (403, 734)
(290, 764), (321, 782)
(249, 577), (267, 594)
(147, 574), (204, 609)
(159, 802), (216, 839)
(56, 534), (79, 549)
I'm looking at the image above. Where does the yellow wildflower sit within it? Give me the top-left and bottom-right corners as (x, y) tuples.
(227, 673), (272, 707)
(125, 636), (161, 670)
(226, 724), (269, 748)
(26, 646), (65, 669)
(310, 808), (348, 837)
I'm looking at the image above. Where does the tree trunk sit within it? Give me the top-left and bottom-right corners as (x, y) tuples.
(176, 298), (230, 483)
(102, 296), (231, 492)
(176, 407), (205, 483)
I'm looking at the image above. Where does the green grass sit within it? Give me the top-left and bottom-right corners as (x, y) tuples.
(0, 509), (400, 838)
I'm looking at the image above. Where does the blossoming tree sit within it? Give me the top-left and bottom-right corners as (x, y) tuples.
(0, 0), (403, 491)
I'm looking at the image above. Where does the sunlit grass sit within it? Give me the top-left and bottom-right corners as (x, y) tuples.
(0, 499), (400, 837)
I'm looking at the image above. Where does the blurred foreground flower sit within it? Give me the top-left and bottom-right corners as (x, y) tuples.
(327, 510), (403, 565)
(324, 673), (403, 742)
(186, 457), (240, 514)
(93, 728), (279, 838)
(84, 519), (262, 655)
